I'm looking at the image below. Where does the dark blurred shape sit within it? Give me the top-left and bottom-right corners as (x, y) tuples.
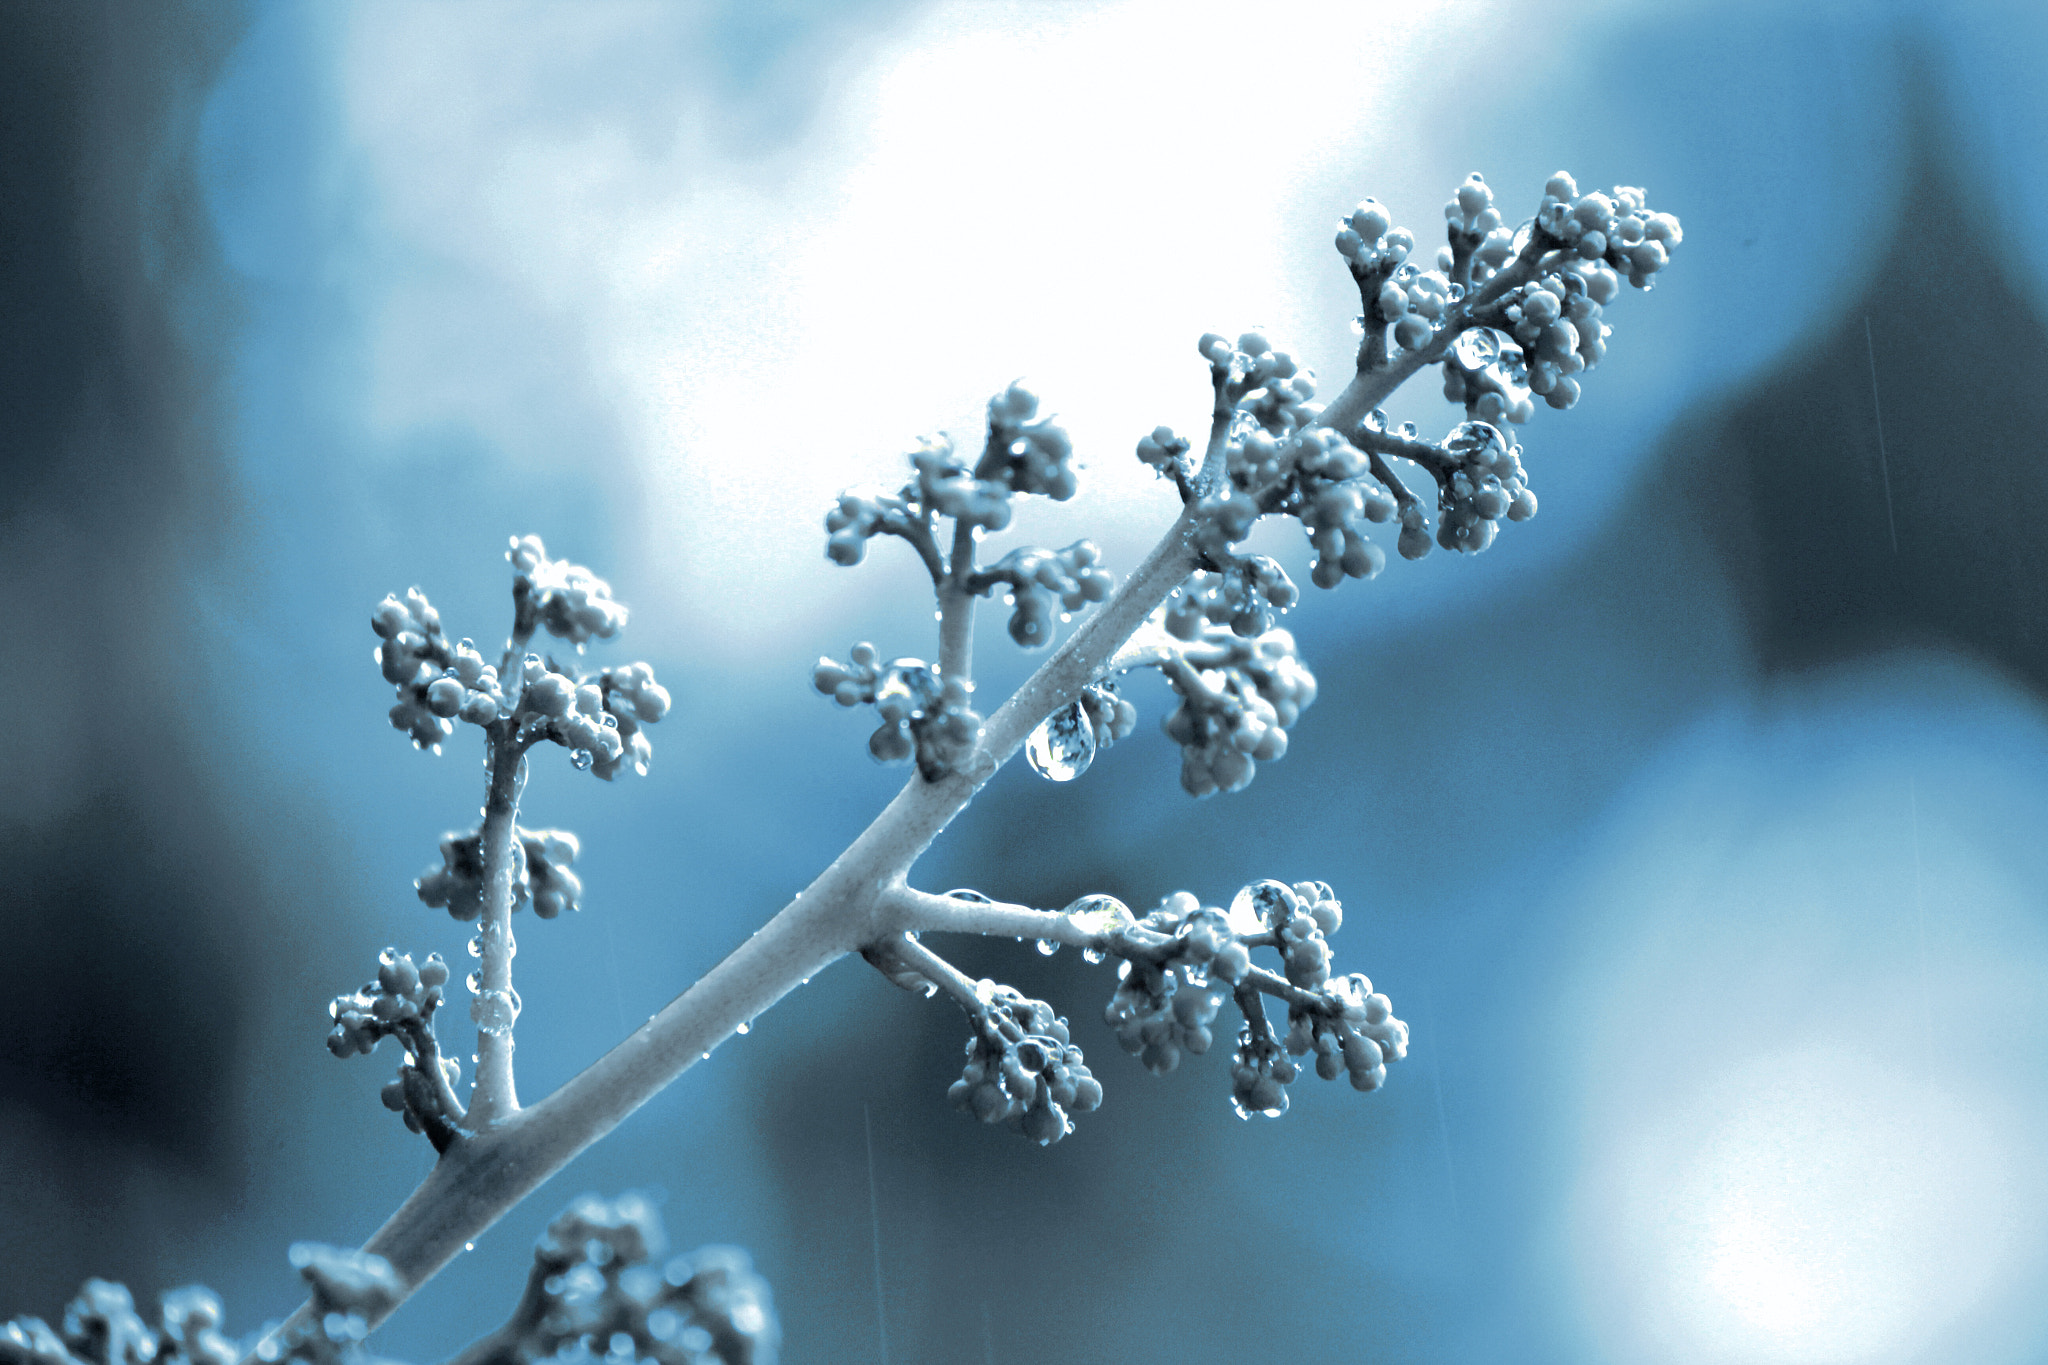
(0, 0), (254, 1311)
(1712, 51), (2048, 687)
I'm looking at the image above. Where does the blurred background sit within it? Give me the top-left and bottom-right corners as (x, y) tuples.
(5, 1), (2047, 1362)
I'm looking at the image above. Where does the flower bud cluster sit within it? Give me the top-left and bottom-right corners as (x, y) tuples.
(373, 587), (464, 749)
(4, 1282), (237, 1365)
(823, 486), (915, 567)
(325, 948), (452, 1060)
(1229, 1023), (1301, 1119)
(1234, 878), (1339, 989)
(1133, 424), (1191, 481)
(1286, 972), (1409, 1093)
(511, 655), (627, 773)
(1164, 557), (1297, 640)
(508, 535), (627, 648)
(1440, 172), (1515, 286)
(972, 541), (1114, 648)
(982, 383), (1078, 500)
(1103, 895), (1235, 1074)
(1434, 421), (1536, 554)
(947, 983), (1102, 1145)
(1441, 328), (1537, 427)
(416, 825), (582, 921)
(910, 434), (1011, 531)
(1196, 332), (1318, 438)
(1156, 626), (1317, 797)
(812, 644), (982, 781)
(1333, 198), (1416, 280)
(273, 1244), (405, 1365)
(1534, 174), (1681, 291)
(1380, 263), (1460, 353)
(591, 662), (671, 779)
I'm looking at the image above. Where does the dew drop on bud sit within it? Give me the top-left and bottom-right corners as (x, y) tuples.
(1452, 328), (1500, 370)
(1025, 700), (1096, 782)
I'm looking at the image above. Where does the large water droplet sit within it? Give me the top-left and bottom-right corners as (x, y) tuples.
(1363, 408), (1389, 433)
(1228, 880), (1296, 935)
(1451, 328), (1500, 370)
(1025, 701), (1096, 782)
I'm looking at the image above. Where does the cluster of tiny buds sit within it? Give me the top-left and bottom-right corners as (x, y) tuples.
(812, 644), (982, 782)
(372, 587), (466, 750)
(1197, 331), (1318, 436)
(4, 1194), (778, 1365)
(1167, 557), (1297, 640)
(1155, 625), (1317, 797)
(325, 948), (451, 1060)
(1435, 421), (1536, 554)
(1440, 172), (1515, 286)
(1133, 425), (1191, 481)
(2, 1282), (234, 1365)
(373, 580), (667, 775)
(508, 535), (627, 648)
(975, 540), (1114, 648)
(826, 383), (1085, 567)
(417, 825), (582, 921)
(1286, 971), (1407, 1094)
(909, 434), (1010, 532)
(264, 1244), (406, 1365)
(984, 382), (1079, 501)
(1104, 894), (1235, 1074)
(948, 983), (1102, 1145)
(516, 1192), (779, 1365)
(1534, 174), (1681, 291)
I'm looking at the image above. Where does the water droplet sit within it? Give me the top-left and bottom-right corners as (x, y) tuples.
(1398, 421), (1417, 439)
(701, 1051), (711, 1061)
(467, 935), (482, 959)
(471, 988), (518, 1036)
(947, 888), (994, 904)
(1447, 282), (1466, 301)
(736, 1021), (751, 1035)
(466, 969), (481, 995)
(1451, 328), (1500, 370)
(1083, 947), (1106, 965)
(1025, 700), (1096, 782)
(569, 749), (594, 771)
(464, 1242), (475, 1253)
(1035, 939), (1059, 957)
(1363, 408), (1389, 433)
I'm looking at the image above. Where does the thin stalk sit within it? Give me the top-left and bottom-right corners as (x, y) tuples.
(466, 733), (529, 1126)
(938, 520), (978, 683)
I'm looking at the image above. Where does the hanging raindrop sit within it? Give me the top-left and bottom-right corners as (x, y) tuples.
(1025, 700), (1096, 782)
